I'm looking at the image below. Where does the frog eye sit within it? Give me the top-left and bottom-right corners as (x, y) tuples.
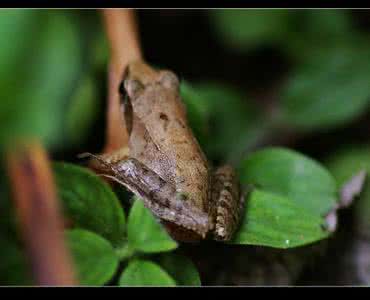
(118, 80), (126, 96)
(118, 80), (130, 109)
(159, 70), (180, 89)
(124, 79), (145, 98)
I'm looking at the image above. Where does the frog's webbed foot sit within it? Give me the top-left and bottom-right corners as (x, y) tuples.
(212, 165), (245, 241)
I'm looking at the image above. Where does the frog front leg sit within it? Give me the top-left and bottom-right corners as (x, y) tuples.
(211, 165), (245, 241)
(81, 153), (212, 239)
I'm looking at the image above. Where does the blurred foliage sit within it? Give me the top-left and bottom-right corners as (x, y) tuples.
(181, 81), (266, 164)
(209, 10), (370, 133)
(210, 10), (292, 50)
(326, 146), (370, 237)
(209, 10), (357, 57)
(0, 237), (32, 285)
(1, 9), (370, 286)
(279, 43), (370, 131)
(0, 10), (105, 154)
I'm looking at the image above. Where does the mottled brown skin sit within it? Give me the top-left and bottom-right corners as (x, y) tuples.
(85, 61), (244, 242)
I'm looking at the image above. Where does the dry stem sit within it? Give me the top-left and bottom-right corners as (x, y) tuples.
(6, 141), (77, 286)
(101, 9), (142, 153)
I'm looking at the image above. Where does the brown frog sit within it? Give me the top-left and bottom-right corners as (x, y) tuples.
(82, 61), (244, 242)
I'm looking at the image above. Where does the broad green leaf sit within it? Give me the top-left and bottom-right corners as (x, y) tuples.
(0, 11), (83, 152)
(325, 146), (370, 235)
(239, 147), (338, 216)
(209, 10), (291, 50)
(157, 253), (201, 286)
(119, 259), (176, 286)
(53, 162), (126, 246)
(127, 198), (178, 253)
(279, 43), (370, 131)
(65, 75), (99, 146)
(231, 189), (329, 248)
(0, 236), (32, 285)
(66, 229), (119, 286)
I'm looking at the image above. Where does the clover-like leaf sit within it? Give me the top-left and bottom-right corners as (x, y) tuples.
(127, 198), (178, 253)
(119, 259), (176, 286)
(66, 229), (119, 286)
(157, 253), (201, 286)
(53, 162), (126, 246)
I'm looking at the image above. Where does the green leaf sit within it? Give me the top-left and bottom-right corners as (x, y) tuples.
(119, 259), (176, 286)
(127, 198), (178, 253)
(53, 162), (126, 246)
(66, 229), (119, 286)
(279, 43), (370, 131)
(232, 189), (330, 248)
(0, 236), (32, 285)
(157, 253), (201, 286)
(239, 147), (338, 216)
(209, 10), (291, 51)
(234, 147), (338, 248)
(325, 146), (370, 235)
(0, 11), (84, 152)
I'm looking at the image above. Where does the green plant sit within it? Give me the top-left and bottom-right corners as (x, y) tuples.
(2, 9), (370, 286)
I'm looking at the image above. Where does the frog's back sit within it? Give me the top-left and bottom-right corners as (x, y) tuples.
(128, 65), (211, 213)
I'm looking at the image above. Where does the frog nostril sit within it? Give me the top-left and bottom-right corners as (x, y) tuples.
(159, 113), (168, 121)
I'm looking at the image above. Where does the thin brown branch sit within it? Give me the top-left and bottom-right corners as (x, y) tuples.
(6, 141), (77, 286)
(101, 9), (143, 153)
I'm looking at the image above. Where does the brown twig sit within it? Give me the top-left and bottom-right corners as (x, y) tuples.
(101, 9), (142, 153)
(6, 141), (77, 286)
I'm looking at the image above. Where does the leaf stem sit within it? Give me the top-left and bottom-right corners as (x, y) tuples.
(115, 241), (135, 261)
